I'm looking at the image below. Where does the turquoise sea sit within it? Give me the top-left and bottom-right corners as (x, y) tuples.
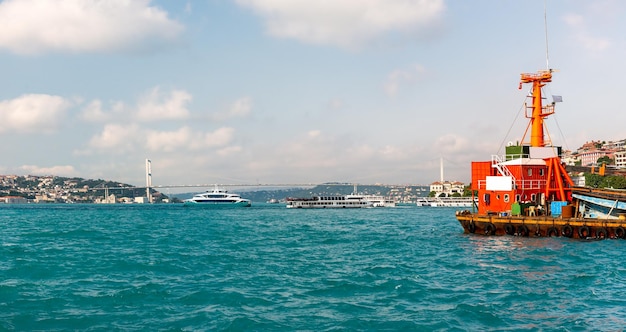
(2, 204), (626, 331)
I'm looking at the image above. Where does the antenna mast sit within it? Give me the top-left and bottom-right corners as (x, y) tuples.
(543, 0), (550, 70)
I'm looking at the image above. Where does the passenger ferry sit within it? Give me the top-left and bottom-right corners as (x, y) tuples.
(416, 196), (477, 207)
(286, 194), (373, 209)
(363, 195), (396, 207)
(183, 185), (251, 207)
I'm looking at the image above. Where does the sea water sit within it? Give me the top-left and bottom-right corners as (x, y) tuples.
(1, 204), (626, 331)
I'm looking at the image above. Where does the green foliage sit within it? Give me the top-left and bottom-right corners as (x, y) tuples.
(597, 156), (613, 165)
(584, 173), (626, 189)
(604, 175), (626, 189)
(585, 173), (604, 188)
(463, 185), (474, 197)
(235, 184), (430, 202)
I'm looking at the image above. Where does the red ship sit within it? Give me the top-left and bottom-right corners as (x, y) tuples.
(455, 68), (626, 239)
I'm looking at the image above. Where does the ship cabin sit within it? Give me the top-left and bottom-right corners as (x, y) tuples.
(471, 144), (573, 216)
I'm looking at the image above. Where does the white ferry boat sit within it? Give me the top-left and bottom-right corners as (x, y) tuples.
(363, 195), (397, 208)
(286, 194), (373, 209)
(416, 196), (477, 207)
(183, 185), (251, 207)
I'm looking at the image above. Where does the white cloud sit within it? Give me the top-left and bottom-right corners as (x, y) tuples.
(88, 124), (235, 153)
(308, 130), (321, 138)
(80, 87), (192, 123)
(563, 13), (611, 52)
(81, 100), (111, 122)
(0, 94), (71, 133)
(384, 64), (426, 97)
(236, 0), (445, 48)
(0, 0), (184, 55)
(145, 127), (192, 152)
(135, 87), (192, 121)
(328, 98), (344, 110)
(19, 165), (77, 176)
(88, 123), (141, 152)
(229, 97), (252, 117)
(196, 127), (236, 149)
(217, 145), (243, 156)
(211, 97), (253, 121)
(434, 134), (470, 154)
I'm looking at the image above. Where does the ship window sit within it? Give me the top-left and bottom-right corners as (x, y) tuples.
(531, 194), (536, 201)
(515, 194), (520, 202)
(539, 169), (545, 176)
(483, 193), (490, 205)
(504, 194), (510, 203)
(527, 168), (532, 176)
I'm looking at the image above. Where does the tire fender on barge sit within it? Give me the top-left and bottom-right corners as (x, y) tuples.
(455, 213), (626, 240)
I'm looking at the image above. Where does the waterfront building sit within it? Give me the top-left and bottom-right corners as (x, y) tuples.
(429, 180), (465, 197)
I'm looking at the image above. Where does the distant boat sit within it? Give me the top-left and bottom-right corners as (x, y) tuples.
(183, 185), (251, 207)
(416, 196), (477, 207)
(286, 193), (373, 209)
(363, 195), (397, 208)
(285, 184), (396, 209)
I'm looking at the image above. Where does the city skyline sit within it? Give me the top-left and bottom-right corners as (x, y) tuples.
(0, 0), (625, 188)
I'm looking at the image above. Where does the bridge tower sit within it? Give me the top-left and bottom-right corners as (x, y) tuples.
(145, 159), (152, 203)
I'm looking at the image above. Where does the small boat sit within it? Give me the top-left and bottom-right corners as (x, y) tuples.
(455, 64), (626, 239)
(571, 187), (626, 219)
(183, 185), (251, 207)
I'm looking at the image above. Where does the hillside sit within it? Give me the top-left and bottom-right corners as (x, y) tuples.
(234, 184), (430, 203)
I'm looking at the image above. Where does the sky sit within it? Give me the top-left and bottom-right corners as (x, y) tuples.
(0, 0), (624, 190)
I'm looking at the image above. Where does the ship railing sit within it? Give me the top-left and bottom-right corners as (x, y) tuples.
(504, 153), (530, 160)
(476, 179), (546, 190)
(525, 101), (555, 118)
(514, 179), (545, 190)
(491, 155), (517, 184)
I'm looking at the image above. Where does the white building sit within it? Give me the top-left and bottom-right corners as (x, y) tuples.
(430, 181), (465, 197)
(615, 150), (626, 169)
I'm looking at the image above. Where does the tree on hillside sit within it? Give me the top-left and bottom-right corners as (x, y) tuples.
(605, 175), (626, 189)
(463, 185), (474, 197)
(585, 173), (626, 189)
(597, 156), (613, 165)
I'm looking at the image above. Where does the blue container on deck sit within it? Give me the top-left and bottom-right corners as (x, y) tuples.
(550, 201), (568, 216)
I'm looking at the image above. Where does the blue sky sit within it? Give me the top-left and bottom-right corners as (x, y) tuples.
(0, 0), (624, 189)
